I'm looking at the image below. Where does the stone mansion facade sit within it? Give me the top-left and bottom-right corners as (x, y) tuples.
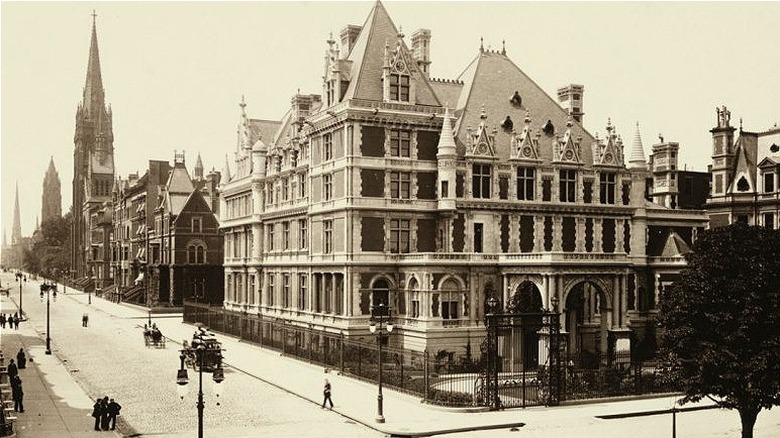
(219, 1), (707, 364)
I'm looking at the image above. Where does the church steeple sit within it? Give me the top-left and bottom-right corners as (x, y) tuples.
(83, 10), (105, 118)
(42, 156), (62, 222)
(12, 182), (22, 245)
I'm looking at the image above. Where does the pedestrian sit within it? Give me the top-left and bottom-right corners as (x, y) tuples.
(16, 348), (26, 369)
(0, 313), (6, 329)
(322, 379), (333, 409)
(107, 398), (122, 430)
(7, 359), (18, 380)
(91, 398), (103, 431)
(82, 313), (89, 327)
(11, 375), (23, 413)
(100, 396), (110, 430)
(13, 313), (19, 329)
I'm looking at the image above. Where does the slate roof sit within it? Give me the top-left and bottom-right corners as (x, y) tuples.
(248, 119), (282, 147)
(452, 50), (596, 162)
(166, 162), (195, 195)
(660, 231), (692, 257)
(341, 1), (440, 106)
(429, 79), (464, 110)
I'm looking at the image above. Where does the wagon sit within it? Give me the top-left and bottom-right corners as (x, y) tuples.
(143, 327), (166, 348)
(183, 328), (223, 371)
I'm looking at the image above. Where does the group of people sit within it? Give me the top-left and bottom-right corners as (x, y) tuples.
(6, 349), (27, 413)
(91, 396), (122, 431)
(0, 312), (20, 329)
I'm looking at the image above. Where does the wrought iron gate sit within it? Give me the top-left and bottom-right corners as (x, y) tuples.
(481, 308), (563, 409)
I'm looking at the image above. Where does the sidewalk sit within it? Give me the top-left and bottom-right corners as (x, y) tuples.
(64, 290), (727, 438)
(1, 292), (120, 438)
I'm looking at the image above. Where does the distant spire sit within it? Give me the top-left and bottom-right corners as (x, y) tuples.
(480, 37), (484, 52)
(194, 153), (204, 180)
(12, 182), (21, 245)
(501, 39), (506, 55)
(628, 122), (647, 170)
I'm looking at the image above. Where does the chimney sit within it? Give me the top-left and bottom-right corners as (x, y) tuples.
(411, 29), (432, 77)
(340, 25), (362, 59)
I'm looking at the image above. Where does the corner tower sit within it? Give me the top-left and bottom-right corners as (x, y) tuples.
(72, 11), (115, 279)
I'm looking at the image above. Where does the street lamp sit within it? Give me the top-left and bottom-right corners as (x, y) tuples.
(369, 302), (394, 423)
(40, 282), (54, 355)
(176, 334), (225, 438)
(15, 272), (26, 317)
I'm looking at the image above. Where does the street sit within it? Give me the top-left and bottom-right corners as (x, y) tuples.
(2, 272), (779, 438)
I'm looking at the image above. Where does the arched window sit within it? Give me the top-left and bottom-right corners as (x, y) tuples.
(187, 242), (207, 264)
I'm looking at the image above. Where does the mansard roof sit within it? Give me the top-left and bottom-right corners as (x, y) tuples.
(340, 0), (440, 106)
(452, 49), (595, 162)
(248, 119), (282, 148)
(165, 162), (195, 195)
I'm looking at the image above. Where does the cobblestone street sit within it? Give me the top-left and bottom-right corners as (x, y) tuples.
(2, 274), (380, 437)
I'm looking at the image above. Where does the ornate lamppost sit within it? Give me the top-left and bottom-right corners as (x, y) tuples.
(176, 331), (225, 438)
(15, 271), (25, 317)
(40, 282), (55, 355)
(369, 302), (394, 423)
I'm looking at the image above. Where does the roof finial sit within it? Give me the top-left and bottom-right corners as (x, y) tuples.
(524, 110), (531, 125)
(480, 37), (484, 53)
(92, 9), (97, 26)
(740, 117), (743, 131)
(398, 25), (404, 39)
(480, 104), (487, 120)
(658, 132), (664, 143)
(501, 39), (506, 55)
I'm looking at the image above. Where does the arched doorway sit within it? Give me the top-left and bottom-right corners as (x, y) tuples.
(565, 281), (610, 368)
(507, 281), (543, 370)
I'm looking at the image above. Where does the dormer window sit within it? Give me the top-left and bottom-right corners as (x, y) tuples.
(764, 172), (775, 193)
(389, 73), (410, 102)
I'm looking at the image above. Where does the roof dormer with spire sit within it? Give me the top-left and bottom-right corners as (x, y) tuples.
(465, 105), (498, 160)
(510, 110), (541, 162)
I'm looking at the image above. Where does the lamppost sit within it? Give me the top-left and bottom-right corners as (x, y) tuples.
(88, 271), (93, 305)
(15, 272), (25, 317)
(176, 332), (225, 438)
(40, 282), (54, 355)
(369, 302), (393, 423)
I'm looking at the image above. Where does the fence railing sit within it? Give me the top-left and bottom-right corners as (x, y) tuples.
(183, 303), (675, 407)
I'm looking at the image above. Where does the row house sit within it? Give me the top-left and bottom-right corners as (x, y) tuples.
(220, 1), (707, 365)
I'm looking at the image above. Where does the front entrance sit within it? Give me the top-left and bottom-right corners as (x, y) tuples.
(565, 281), (610, 368)
(482, 295), (562, 409)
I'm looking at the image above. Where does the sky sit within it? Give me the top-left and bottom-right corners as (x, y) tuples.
(2, 1), (779, 240)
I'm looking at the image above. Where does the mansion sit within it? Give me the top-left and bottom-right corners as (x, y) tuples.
(219, 0), (707, 364)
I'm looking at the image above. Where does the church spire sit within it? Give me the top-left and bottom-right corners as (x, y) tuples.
(83, 10), (105, 117)
(194, 153), (204, 180)
(12, 182), (22, 245)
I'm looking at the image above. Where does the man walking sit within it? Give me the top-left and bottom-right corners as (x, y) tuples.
(82, 313), (89, 327)
(11, 375), (24, 413)
(107, 398), (122, 430)
(13, 313), (19, 329)
(322, 379), (333, 409)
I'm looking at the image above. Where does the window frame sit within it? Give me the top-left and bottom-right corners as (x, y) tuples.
(516, 167), (535, 201)
(389, 218), (411, 253)
(472, 163), (492, 199)
(559, 169), (577, 203)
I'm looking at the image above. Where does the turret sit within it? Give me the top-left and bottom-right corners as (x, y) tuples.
(710, 105), (737, 197)
(436, 107), (457, 212)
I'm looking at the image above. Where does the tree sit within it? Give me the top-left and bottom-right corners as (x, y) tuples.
(23, 213), (72, 279)
(658, 224), (780, 438)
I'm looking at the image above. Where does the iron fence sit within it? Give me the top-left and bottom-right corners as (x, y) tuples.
(183, 303), (675, 408)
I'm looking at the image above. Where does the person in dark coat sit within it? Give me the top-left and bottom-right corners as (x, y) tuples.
(107, 398), (122, 430)
(13, 313), (19, 329)
(7, 359), (18, 380)
(16, 348), (26, 369)
(11, 375), (23, 412)
(100, 396), (110, 430)
(0, 313), (6, 328)
(91, 398), (103, 431)
(322, 379), (333, 409)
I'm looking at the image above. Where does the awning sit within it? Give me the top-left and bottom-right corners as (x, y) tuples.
(134, 273), (145, 285)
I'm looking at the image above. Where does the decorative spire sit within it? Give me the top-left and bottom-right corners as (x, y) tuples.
(480, 37), (484, 52)
(12, 182), (21, 245)
(628, 121), (647, 170)
(501, 39), (506, 55)
(436, 107), (457, 158)
(223, 154), (232, 181)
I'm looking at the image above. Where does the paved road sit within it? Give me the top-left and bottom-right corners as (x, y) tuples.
(1, 273), (380, 438)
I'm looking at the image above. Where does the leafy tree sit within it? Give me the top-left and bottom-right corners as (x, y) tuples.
(658, 224), (780, 438)
(23, 213), (72, 279)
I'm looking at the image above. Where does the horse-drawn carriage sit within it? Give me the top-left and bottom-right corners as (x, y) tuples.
(143, 324), (166, 348)
(182, 325), (223, 371)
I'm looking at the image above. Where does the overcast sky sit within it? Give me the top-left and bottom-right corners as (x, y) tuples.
(2, 1), (779, 240)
